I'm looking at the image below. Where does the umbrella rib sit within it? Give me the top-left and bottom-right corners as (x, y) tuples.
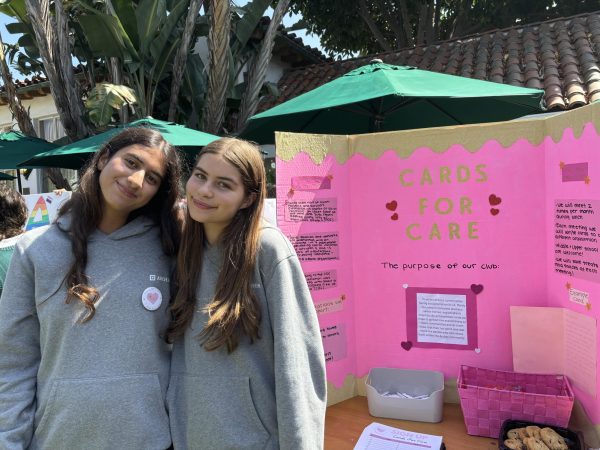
(382, 97), (418, 115)
(297, 110), (325, 132)
(423, 98), (463, 124)
(332, 105), (376, 117)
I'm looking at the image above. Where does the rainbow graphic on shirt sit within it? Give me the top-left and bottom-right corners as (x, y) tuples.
(25, 196), (50, 230)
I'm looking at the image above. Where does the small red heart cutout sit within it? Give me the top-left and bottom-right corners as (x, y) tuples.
(489, 194), (502, 206)
(490, 208), (500, 216)
(391, 213), (398, 221)
(147, 292), (159, 304)
(470, 284), (484, 294)
(385, 200), (397, 211)
(401, 341), (413, 351)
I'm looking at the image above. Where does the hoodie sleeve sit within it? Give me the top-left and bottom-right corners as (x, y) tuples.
(262, 235), (327, 450)
(0, 242), (40, 449)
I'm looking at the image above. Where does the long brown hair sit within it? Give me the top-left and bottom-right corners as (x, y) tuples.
(0, 184), (27, 241)
(58, 127), (182, 322)
(166, 137), (266, 352)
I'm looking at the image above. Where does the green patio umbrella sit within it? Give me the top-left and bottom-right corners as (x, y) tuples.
(0, 131), (58, 169)
(0, 171), (16, 180)
(242, 60), (545, 144)
(20, 117), (220, 169)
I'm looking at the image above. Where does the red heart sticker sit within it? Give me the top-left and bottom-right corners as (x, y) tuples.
(401, 341), (413, 351)
(391, 213), (398, 221)
(385, 200), (397, 211)
(471, 284), (484, 295)
(489, 194), (502, 206)
(490, 208), (500, 216)
(147, 292), (159, 304)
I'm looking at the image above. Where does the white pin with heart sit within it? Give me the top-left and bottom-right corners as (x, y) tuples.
(142, 286), (162, 311)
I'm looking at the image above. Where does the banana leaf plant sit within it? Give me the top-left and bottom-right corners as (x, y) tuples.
(0, 0), (286, 132)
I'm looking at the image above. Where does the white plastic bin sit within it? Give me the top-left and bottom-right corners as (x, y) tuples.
(366, 367), (444, 423)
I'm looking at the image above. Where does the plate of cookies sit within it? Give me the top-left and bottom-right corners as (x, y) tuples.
(499, 420), (582, 450)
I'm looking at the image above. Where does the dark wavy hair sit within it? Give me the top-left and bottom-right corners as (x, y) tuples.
(166, 137), (266, 352)
(0, 184), (27, 240)
(58, 127), (183, 322)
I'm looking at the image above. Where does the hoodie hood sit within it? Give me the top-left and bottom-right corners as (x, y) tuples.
(56, 213), (156, 241)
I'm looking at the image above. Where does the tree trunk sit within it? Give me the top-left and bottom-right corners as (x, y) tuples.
(386, 0), (407, 49)
(25, 0), (90, 141)
(0, 32), (71, 190)
(425, 0), (436, 43)
(415, 1), (428, 46)
(54, 0), (88, 136)
(433, 0), (442, 41)
(168, 0), (203, 122)
(358, 0), (392, 52)
(398, 0), (414, 47)
(235, 0), (292, 132)
(450, 0), (471, 39)
(202, 0), (231, 134)
(0, 33), (36, 136)
(105, 0), (128, 123)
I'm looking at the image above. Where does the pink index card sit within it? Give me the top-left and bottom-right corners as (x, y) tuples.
(511, 306), (564, 375)
(291, 175), (331, 191)
(511, 306), (597, 397)
(561, 162), (588, 182)
(564, 309), (597, 397)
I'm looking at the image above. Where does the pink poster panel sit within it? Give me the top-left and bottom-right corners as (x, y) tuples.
(349, 141), (547, 379)
(277, 151), (359, 385)
(277, 137), (547, 386)
(543, 120), (600, 423)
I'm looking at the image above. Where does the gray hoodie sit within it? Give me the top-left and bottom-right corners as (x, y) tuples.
(168, 225), (327, 450)
(0, 215), (172, 450)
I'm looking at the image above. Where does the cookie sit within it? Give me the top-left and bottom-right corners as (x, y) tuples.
(526, 426), (542, 439)
(517, 428), (529, 440)
(504, 438), (524, 450)
(507, 428), (525, 439)
(523, 436), (551, 450)
(540, 427), (568, 450)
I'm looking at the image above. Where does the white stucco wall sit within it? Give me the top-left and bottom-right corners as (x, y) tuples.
(0, 94), (59, 130)
(193, 37), (286, 86)
(0, 94), (61, 194)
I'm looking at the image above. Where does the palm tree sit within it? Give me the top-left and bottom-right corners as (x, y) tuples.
(25, 0), (91, 141)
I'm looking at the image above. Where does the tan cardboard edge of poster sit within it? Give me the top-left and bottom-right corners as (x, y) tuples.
(276, 101), (600, 164)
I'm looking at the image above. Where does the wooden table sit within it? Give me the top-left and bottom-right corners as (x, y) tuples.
(325, 397), (498, 449)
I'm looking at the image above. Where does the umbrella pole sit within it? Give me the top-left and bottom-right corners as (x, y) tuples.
(16, 169), (23, 193)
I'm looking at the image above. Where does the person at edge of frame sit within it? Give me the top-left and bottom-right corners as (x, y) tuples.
(0, 127), (182, 450)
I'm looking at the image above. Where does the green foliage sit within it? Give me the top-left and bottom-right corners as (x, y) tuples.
(288, 0), (600, 56)
(85, 82), (137, 126)
(0, 0), (286, 132)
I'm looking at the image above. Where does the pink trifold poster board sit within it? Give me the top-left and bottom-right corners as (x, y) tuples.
(275, 102), (600, 423)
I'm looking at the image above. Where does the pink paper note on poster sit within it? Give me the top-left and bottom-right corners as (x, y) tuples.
(511, 306), (597, 397)
(554, 199), (600, 283)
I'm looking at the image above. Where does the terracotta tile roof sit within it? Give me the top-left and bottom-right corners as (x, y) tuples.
(0, 74), (52, 105)
(258, 10), (600, 113)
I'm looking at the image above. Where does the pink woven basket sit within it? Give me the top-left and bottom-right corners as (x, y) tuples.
(458, 365), (574, 438)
